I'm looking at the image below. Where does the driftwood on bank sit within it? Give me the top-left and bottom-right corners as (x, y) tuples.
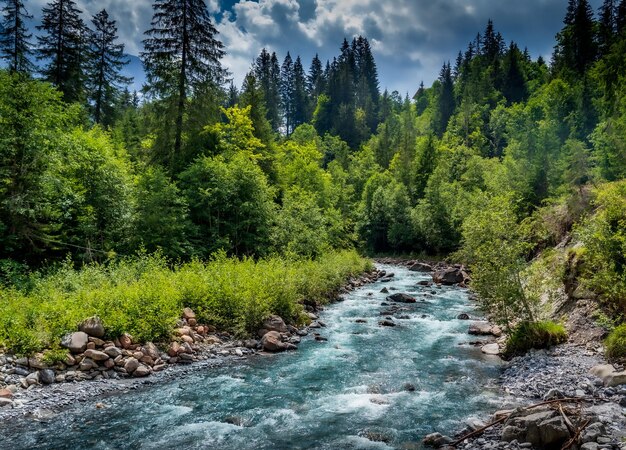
(450, 397), (591, 447)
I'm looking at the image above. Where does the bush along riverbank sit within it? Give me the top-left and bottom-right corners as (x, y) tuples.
(0, 250), (377, 412)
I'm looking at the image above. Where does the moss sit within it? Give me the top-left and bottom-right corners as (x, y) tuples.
(605, 324), (626, 359)
(504, 321), (568, 357)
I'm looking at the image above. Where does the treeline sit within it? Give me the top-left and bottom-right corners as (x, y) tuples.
(1, 0), (626, 307)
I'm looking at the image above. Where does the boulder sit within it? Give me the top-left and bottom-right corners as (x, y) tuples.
(182, 307), (196, 320)
(605, 371), (626, 387)
(468, 322), (501, 337)
(262, 316), (288, 333)
(133, 364), (151, 377)
(28, 356), (48, 369)
(61, 331), (90, 354)
(386, 293), (417, 304)
(423, 432), (453, 447)
(143, 342), (160, 360)
(39, 369), (55, 385)
(457, 313), (470, 320)
(79, 358), (96, 371)
(0, 389), (13, 399)
(502, 409), (571, 448)
(124, 357), (140, 374)
(104, 346), (122, 358)
(409, 262), (433, 272)
(84, 349), (110, 361)
(79, 316), (105, 338)
(379, 320), (396, 327)
(380, 287), (389, 294)
(0, 398), (12, 408)
(432, 267), (468, 285)
(481, 343), (500, 355)
(119, 333), (133, 349)
(260, 331), (291, 352)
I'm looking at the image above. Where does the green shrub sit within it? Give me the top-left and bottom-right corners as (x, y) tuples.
(504, 321), (568, 357)
(605, 324), (626, 359)
(0, 250), (371, 355)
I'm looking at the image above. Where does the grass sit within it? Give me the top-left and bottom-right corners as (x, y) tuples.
(504, 320), (568, 357)
(606, 324), (626, 360)
(0, 250), (372, 356)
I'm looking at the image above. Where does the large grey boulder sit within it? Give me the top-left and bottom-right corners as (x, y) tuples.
(39, 369), (56, 385)
(432, 267), (468, 285)
(260, 331), (296, 352)
(79, 316), (105, 338)
(61, 331), (89, 354)
(386, 293), (417, 304)
(262, 316), (288, 333)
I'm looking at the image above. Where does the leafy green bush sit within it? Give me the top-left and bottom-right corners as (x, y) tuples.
(605, 324), (626, 359)
(504, 321), (568, 357)
(0, 250), (371, 355)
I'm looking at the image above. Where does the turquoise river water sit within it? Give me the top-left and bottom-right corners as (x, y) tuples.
(1, 264), (503, 449)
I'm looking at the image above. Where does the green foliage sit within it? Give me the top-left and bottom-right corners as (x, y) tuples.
(458, 194), (538, 329)
(181, 152), (275, 257)
(0, 250), (371, 355)
(576, 182), (626, 310)
(605, 324), (626, 359)
(504, 321), (568, 357)
(133, 167), (192, 258)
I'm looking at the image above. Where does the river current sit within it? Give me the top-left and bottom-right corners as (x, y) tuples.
(2, 264), (502, 449)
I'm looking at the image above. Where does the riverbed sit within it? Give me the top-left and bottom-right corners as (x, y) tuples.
(1, 265), (503, 449)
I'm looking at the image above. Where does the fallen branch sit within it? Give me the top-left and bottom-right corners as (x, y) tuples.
(450, 397), (590, 447)
(561, 419), (590, 450)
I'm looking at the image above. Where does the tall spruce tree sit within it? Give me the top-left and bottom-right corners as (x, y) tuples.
(292, 55), (309, 129)
(617, 0), (626, 33)
(142, 0), (226, 164)
(280, 52), (295, 135)
(433, 61), (455, 136)
(353, 36), (380, 133)
(554, 0), (597, 75)
(598, 0), (616, 56)
(253, 49), (282, 132)
(307, 53), (325, 99)
(0, 0), (33, 74)
(86, 9), (131, 126)
(37, 0), (87, 102)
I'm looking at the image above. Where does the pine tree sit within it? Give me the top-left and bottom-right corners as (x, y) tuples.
(307, 53), (325, 99)
(142, 0), (227, 163)
(86, 9), (131, 126)
(280, 52), (295, 135)
(226, 81), (238, 107)
(353, 36), (380, 133)
(598, 0), (616, 56)
(253, 49), (281, 131)
(0, 0), (33, 74)
(554, 0), (597, 75)
(483, 19), (501, 62)
(292, 56), (309, 129)
(617, 0), (626, 34)
(502, 42), (528, 105)
(434, 62), (455, 136)
(37, 0), (87, 102)
(239, 72), (273, 150)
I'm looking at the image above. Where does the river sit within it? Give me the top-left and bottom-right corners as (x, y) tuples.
(1, 264), (502, 449)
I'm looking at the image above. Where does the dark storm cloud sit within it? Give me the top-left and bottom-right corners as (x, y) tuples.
(25, 0), (603, 93)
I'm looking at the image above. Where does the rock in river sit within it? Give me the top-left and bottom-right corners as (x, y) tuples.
(261, 331), (296, 352)
(386, 293), (417, 303)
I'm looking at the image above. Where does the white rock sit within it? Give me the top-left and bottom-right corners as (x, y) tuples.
(481, 343), (500, 355)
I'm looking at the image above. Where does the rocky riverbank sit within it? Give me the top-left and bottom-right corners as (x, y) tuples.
(0, 267), (385, 421)
(436, 344), (626, 450)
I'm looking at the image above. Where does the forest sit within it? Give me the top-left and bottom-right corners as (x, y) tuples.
(1, 0), (626, 358)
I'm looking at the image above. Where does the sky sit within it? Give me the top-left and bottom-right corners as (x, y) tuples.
(26, 0), (604, 95)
